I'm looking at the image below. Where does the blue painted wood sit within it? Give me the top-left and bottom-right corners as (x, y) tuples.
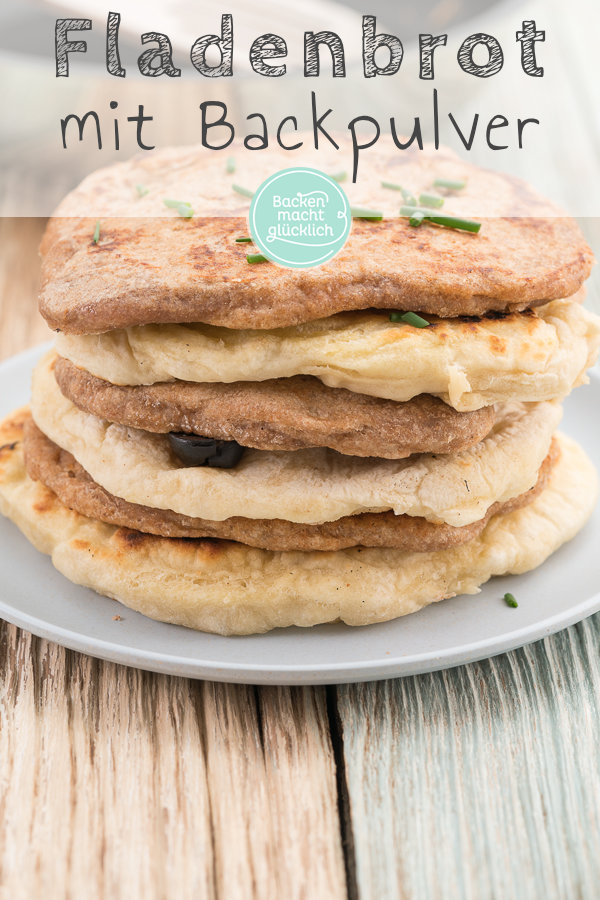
(337, 615), (600, 900)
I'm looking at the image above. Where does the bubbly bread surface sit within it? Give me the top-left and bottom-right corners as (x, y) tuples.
(32, 353), (561, 527)
(55, 297), (600, 411)
(0, 409), (595, 635)
(39, 143), (593, 333)
(23, 417), (557, 552)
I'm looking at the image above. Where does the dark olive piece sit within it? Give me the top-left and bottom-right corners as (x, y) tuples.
(167, 433), (245, 468)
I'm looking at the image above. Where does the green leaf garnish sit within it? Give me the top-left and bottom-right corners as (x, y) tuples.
(235, 237), (252, 243)
(409, 211), (425, 227)
(389, 311), (430, 327)
(92, 220), (100, 243)
(135, 184), (149, 198)
(381, 183), (417, 205)
(400, 206), (481, 234)
(226, 156), (236, 174)
(246, 253), (268, 264)
(434, 178), (467, 191)
(233, 184), (254, 199)
(418, 193), (444, 209)
(163, 199), (194, 218)
(351, 206), (383, 221)
(504, 592), (518, 608)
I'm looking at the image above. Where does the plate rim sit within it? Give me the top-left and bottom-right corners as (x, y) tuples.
(0, 342), (598, 684)
(0, 587), (599, 684)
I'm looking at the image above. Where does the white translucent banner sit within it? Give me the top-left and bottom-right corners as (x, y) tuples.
(1, 0), (598, 216)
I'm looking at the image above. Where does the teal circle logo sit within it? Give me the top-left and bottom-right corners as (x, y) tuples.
(249, 168), (351, 268)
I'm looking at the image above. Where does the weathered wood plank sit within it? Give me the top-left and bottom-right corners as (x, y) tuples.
(336, 617), (600, 900)
(0, 623), (215, 899)
(257, 687), (346, 898)
(0, 218), (49, 361)
(201, 684), (346, 900)
(0, 623), (346, 900)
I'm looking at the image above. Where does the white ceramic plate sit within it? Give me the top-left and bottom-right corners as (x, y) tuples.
(1, 344), (599, 684)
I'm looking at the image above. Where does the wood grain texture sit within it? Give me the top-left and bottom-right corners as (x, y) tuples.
(200, 684), (345, 900)
(0, 218), (49, 360)
(336, 619), (600, 900)
(0, 622), (346, 900)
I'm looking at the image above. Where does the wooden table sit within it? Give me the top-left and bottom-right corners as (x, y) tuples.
(0, 214), (599, 899)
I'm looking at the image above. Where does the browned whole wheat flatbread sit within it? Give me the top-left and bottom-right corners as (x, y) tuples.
(23, 418), (558, 552)
(39, 143), (593, 333)
(54, 357), (495, 458)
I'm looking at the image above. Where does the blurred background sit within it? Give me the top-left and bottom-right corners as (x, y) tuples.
(0, 0), (598, 215)
(0, 0), (598, 391)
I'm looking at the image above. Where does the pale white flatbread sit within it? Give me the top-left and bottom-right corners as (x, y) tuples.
(32, 353), (561, 527)
(55, 296), (600, 411)
(0, 412), (596, 635)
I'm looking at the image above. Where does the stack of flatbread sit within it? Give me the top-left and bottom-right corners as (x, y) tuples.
(1, 144), (599, 634)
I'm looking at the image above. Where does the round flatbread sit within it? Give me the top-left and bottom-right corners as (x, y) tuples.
(32, 352), (561, 527)
(39, 143), (593, 333)
(23, 418), (557, 552)
(54, 356), (495, 459)
(0, 410), (595, 635)
(55, 296), (600, 411)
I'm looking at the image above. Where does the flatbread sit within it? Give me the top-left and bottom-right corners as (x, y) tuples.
(55, 296), (600, 411)
(54, 357), (495, 459)
(32, 353), (562, 526)
(1, 410), (595, 635)
(24, 418), (557, 552)
(39, 143), (593, 333)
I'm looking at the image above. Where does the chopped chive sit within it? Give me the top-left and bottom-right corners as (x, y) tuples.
(503, 592), (518, 608)
(163, 199), (194, 218)
(434, 178), (467, 191)
(329, 171), (347, 182)
(380, 182), (416, 204)
(92, 220), (100, 243)
(246, 253), (268, 264)
(226, 156), (236, 174)
(351, 206), (383, 221)
(409, 211), (425, 227)
(400, 206), (481, 234)
(233, 184), (254, 199)
(135, 184), (149, 198)
(426, 213), (480, 233)
(235, 237), (252, 243)
(389, 311), (430, 328)
(418, 192), (444, 209)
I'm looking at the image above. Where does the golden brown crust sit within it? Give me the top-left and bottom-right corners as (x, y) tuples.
(0, 408), (28, 457)
(54, 356), (496, 459)
(23, 417), (558, 552)
(38, 144), (593, 333)
(1, 410), (595, 635)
